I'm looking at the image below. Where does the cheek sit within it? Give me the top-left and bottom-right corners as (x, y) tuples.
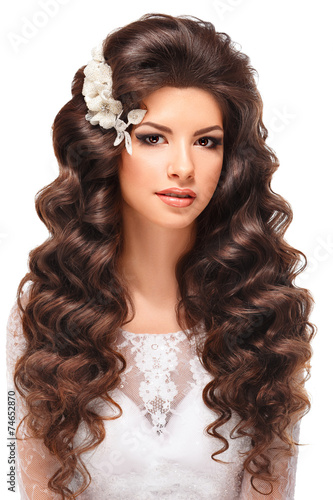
(199, 161), (223, 198)
(118, 159), (135, 202)
(118, 156), (156, 199)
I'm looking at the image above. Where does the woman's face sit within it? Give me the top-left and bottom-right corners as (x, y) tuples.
(118, 86), (224, 230)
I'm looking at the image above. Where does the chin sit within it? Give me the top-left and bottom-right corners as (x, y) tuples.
(150, 216), (197, 231)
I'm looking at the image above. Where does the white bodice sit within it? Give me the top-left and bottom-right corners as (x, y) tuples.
(6, 293), (299, 499)
(69, 327), (251, 499)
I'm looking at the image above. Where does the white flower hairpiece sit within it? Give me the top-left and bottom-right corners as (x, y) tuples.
(82, 44), (147, 155)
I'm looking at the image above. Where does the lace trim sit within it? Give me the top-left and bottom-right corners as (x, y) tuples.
(6, 300), (27, 383)
(120, 328), (191, 336)
(118, 330), (190, 434)
(6, 299), (31, 439)
(189, 356), (213, 390)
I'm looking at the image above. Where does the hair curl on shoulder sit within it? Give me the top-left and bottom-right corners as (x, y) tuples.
(14, 13), (315, 498)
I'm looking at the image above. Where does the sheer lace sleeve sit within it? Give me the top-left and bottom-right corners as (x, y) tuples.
(6, 291), (62, 500)
(239, 421), (301, 499)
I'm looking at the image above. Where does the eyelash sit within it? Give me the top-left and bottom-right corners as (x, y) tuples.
(135, 134), (223, 149)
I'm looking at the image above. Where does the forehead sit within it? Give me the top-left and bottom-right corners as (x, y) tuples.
(139, 87), (223, 127)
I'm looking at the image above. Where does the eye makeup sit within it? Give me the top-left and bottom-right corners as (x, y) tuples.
(135, 133), (223, 148)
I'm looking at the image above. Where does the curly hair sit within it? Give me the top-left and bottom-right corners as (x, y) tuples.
(13, 13), (315, 498)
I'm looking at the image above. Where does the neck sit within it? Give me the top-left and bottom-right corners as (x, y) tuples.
(118, 209), (196, 303)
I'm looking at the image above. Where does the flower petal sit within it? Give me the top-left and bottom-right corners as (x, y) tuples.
(100, 88), (112, 101)
(91, 45), (104, 63)
(86, 95), (103, 112)
(99, 113), (116, 129)
(127, 109), (147, 125)
(85, 111), (95, 122)
(113, 130), (125, 146)
(109, 100), (123, 114)
(87, 112), (101, 126)
(84, 61), (111, 85)
(83, 60), (101, 79)
(82, 79), (98, 98)
(114, 118), (127, 133)
(97, 64), (112, 84)
(124, 131), (132, 155)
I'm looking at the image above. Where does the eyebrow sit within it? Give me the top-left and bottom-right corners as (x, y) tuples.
(135, 121), (224, 136)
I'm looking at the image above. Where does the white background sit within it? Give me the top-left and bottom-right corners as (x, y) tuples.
(1, 0), (332, 498)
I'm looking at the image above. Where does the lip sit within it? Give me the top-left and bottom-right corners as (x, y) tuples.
(156, 188), (196, 198)
(156, 193), (195, 207)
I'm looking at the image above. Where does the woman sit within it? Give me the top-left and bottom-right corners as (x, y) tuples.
(6, 13), (315, 499)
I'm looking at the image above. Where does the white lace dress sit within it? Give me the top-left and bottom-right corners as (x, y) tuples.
(6, 296), (299, 499)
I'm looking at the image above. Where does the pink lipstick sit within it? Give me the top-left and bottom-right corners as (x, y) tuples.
(155, 188), (196, 208)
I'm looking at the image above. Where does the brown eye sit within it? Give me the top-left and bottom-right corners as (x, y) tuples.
(198, 138), (209, 146)
(148, 135), (160, 144)
(135, 133), (166, 146)
(195, 137), (221, 149)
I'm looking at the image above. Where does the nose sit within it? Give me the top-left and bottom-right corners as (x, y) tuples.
(167, 140), (195, 180)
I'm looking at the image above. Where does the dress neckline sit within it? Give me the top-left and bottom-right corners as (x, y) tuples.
(119, 320), (205, 338)
(119, 327), (191, 337)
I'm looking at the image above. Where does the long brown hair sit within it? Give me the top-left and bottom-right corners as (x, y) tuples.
(14, 13), (315, 498)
